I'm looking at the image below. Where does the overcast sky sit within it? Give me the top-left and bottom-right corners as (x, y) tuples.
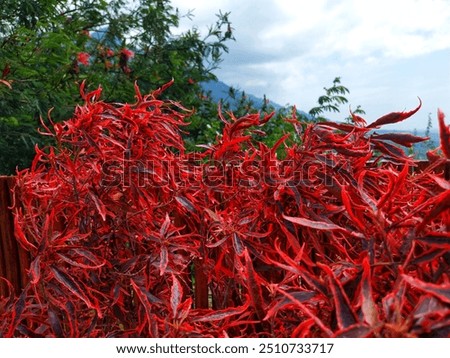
(171, 0), (450, 131)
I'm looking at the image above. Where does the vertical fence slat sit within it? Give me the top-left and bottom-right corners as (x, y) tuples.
(0, 176), (21, 296)
(0, 177), (8, 296)
(0, 176), (30, 297)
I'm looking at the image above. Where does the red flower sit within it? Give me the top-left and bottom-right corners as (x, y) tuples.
(106, 48), (115, 57)
(77, 52), (90, 66)
(120, 48), (134, 59)
(188, 78), (195, 85)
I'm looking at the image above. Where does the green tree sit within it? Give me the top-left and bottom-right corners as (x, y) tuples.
(309, 77), (350, 121)
(0, 0), (234, 174)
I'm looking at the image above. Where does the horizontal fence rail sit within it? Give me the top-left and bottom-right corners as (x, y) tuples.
(0, 160), (448, 298)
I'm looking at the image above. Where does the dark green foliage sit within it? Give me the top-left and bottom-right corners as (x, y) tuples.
(309, 77), (350, 120)
(0, 0), (234, 174)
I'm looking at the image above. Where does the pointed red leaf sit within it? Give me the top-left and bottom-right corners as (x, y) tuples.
(175, 195), (197, 215)
(160, 213), (171, 237)
(334, 323), (372, 337)
(29, 256), (41, 284)
(159, 245), (168, 276)
(14, 214), (37, 252)
(414, 232), (450, 249)
(170, 275), (183, 318)
(232, 233), (244, 256)
(48, 309), (64, 337)
(130, 279), (153, 328)
(283, 214), (345, 231)
(367, 99), (422, 128)
(57, 253), (106, 270)
(371, 132), (428, 147)
(50, 266), (99, 315)
(428, 174), (450, 190)
(319, 263), (358, 329)
(402, 274), (450, 304)
(437, 109), (450, 159)
(193, 300), (250, 322)
(88, 191), (106, 221)
(360, 257), (378, 326)
(264, 290), (317, 321)
(276, 287), (333, 337)
(243, 249), (265, 320)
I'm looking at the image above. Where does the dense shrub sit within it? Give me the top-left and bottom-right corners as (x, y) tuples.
(0, 82), (449, 337)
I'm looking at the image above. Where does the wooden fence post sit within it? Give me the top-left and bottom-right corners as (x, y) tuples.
(0, 176), (30, 297)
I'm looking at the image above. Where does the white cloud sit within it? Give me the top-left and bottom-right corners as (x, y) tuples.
(262, 0), (450, 60)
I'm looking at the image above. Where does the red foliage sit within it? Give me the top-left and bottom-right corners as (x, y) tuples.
(0, 82), (449, 337)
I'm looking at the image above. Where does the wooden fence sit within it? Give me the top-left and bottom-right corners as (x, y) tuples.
(0, 176), (30, 297)
(0, 160), (448, 298)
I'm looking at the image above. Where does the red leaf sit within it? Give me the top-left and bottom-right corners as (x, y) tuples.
(8, 288), (27, 337)
(130, 279), (153, 329)
(57, 253), (106, 270)
(414, 232), (450, 249)
(50, 266), (99, 316)
(360, 257), (378, 326)
(2, 64), (10, 78)
(367, 99), (422, 128)
(152, 79), (174, 98)
(170, 275), (183, 318)
(334, 323), (372, 337)
(319, 263), (358, 329)
(71, 248), (106, 268)
(283, 214), (345, 231)
(243, 249), (265, 320)
(232, 233), (244, 256)
(278, 217), (302, 251)
(29, 256), (41, 284)
(159, 245), (168, 276)
(192, 300), (250, 322)
(160, 213), (171, 237)
(411, 248), (446, 266)
(275, 287), (333, 337)
(402, 274), (450, 304)
(372, 139), (408, 161)
(214, 135), (252, 159)
(88, 191), (107, 221)
(48, 309), (64, 337)
(340, 185), (366, 231)
(437, 109), (450, 159)
(428, 174), (450, 190)
(415, 190), (450, 233)
(264, 290), (317, 321)
(371, 132), (429, 147)
(175, 195), (197, 215)
(13, 214), (37, 252)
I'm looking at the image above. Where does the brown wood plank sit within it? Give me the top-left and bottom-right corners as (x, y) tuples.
(0, 176), (30, 297)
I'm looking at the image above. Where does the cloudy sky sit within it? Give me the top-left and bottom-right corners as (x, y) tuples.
(171, 0), (450, 131)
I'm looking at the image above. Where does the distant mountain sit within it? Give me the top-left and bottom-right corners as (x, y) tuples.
(201, 79), (274, 109)
(201, 79), (311, 119)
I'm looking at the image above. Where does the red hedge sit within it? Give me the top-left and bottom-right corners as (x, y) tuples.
(1, 82), (449, 337)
